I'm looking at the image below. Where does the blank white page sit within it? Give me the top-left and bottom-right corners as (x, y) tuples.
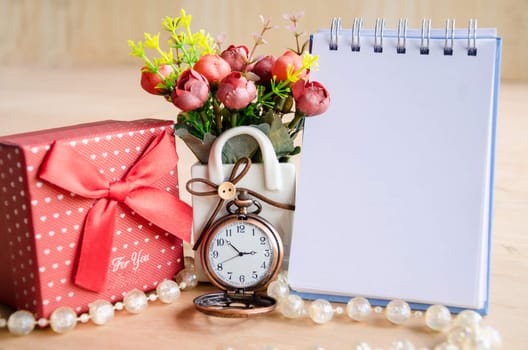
(288, 27), (501, 311)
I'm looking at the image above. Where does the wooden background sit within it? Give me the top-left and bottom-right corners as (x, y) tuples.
(0, 0), (526, 81)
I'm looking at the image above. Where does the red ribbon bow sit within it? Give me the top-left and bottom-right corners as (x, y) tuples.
(39, 131), (192, 292)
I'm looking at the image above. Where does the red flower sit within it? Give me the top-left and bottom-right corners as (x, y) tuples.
(251, 55), (277, 85)
(220, 45), (250, 72)
(217, 72), (257, 110)
(292, 80), (330, 116)
(140, 64), (174, 95)
(271, 51), (306, 81)
(171, 69), (210, 111)
(193, 54), (231, 84)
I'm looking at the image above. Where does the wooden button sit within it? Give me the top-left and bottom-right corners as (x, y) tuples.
(217, 182), (236, 200)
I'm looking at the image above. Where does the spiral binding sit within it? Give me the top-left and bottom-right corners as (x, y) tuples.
(329, 17), (341, 51)
(351, 18), (362, 52)
(328, 17), (479, 56)
(373, 18), (384, 53)
(420, 19), (431, 55)
(444, 18), (455, 55)
(468, 19), (478, 56)
(397, 18), (408, 54)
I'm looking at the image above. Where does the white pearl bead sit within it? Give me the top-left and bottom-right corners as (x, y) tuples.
(89, 300), (115, 325)
(7, 310), (35, 336)
(277, 270), (288, 283)
(267, 280), (290, 300)
(425, 305), (452, 331)
(124, 289), (148, 314)
(308, 299), (334, 324)
(446, 325), (475, 348)
(453, 310), (482, 328)
(390, 340), (415, 350)
(50, 306), (77, 333)
(278, 294), (305, 319)
(374, 306), (384, 313)
(37, 318), (48, 327)
(413, 311), (423, 319)
(354, 342), (372, 350)
(156, 279), (181, 303)
(346, 297), (372, 321)
(385, 300), (411, 325)
(78, 313), (90, 323)
(174, 268), (198, 290)
(114, 302), (124, 311)
(433, 342), (460, 350)
(479, 325), (502, 349)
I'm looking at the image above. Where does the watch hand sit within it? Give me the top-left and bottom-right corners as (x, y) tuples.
(219, 254), (241, 264)
(226, 241), (243, 256)
(241, 251), (257, 255)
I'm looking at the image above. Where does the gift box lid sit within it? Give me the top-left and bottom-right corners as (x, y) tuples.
(0, 119), (173, 147)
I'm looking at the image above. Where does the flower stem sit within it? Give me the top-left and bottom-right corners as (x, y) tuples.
(231, 111), (238, 128)
(213, 98), (223, 134)
(200, 111), (210, 132)
(288, 111), (304, 130)
(249, 22), (272, 62)
(295, 33), (301, 54)
(156, 46), (179, 73)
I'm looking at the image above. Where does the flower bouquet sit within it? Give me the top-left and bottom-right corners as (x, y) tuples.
(128, 9), (330, 164)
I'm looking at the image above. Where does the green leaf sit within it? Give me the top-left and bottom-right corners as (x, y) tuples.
(220, 124), (270, 163)
(266, 116), (295, 157)
(261, 109), (275, 125)
(174, 129), (216, 164)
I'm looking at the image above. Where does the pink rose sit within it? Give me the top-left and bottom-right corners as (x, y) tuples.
(140, 64), (174, 95)
(251, 55), (277, 85)
(292, 80), (330, 116)
(217, 72), (257, 110)
(171, 69), (210, 111)
(271, 51), (306, 81)
(220, 45), (249, 72)
(193, 54), (231, 84)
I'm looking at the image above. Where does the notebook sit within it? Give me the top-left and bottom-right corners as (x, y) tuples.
(288, 18), (502, 314)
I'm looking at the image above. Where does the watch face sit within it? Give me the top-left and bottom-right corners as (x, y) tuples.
(204, 218), (280, 290)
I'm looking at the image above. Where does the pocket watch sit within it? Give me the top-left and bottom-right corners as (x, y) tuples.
(194, 190), (284, 317)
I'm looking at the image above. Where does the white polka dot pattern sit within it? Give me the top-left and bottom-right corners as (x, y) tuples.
(0, 120), (187, 319)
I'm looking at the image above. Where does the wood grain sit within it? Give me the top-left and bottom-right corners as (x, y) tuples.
(0, 0), (526, 80)
(0, 66), (526, 349)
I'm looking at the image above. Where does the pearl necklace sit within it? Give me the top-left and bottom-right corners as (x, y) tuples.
(266, 272), (502, 350)
(0, 263), (199, 336)
(1, 260), (502, 350)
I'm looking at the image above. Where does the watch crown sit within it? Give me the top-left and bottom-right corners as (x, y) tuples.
(234, 190), (253, 209)
(227, 190), (263, 216)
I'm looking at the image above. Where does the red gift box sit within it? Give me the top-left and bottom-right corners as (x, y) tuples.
(0, 119), (192, 318)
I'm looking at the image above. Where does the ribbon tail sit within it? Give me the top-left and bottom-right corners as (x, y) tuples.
(125, 187), (192, 243)
(74, 199), (118, 292)
(39, 141), (109, 198)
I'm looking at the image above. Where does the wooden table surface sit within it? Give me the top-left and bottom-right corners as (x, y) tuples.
(0, 67), (526, 349)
